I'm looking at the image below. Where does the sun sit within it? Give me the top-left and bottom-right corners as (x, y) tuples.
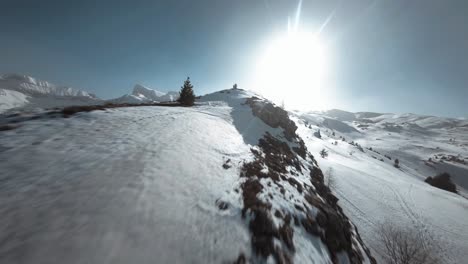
(253, 31), (329, 109)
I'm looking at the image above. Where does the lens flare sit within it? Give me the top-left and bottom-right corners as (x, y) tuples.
(253, 31), (328, 109)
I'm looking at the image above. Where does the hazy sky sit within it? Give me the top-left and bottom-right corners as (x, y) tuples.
(1, 0), (467, 117)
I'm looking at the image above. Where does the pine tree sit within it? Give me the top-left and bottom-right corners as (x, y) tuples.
(320, 148), (328, 158)
(394, 158), (400, 168)
(178, 77), (195, 106)
(232, 83), (238, 89)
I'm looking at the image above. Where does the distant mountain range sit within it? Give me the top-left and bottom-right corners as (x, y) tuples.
(109, 84), (179, 104)
(0, 74), (178, 113)
(0, 74), (97, 98)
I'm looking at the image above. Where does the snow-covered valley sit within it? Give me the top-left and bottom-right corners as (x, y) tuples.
(0, 86), (467, 264)
(295, 110), (468, 264)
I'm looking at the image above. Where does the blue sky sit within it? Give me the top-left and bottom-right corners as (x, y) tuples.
(1, 0), (467, 117)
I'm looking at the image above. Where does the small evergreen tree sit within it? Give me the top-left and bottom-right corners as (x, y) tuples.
(320, 148), (328, 158)
(178, 77), (195, 106)
(394, 158), (400, 168)
(232, 83), (238, 89)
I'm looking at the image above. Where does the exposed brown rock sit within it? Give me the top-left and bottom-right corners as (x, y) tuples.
(245, 97), (297, 141)
(237, 97), (376, 263)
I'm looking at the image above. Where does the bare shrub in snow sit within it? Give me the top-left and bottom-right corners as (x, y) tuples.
(379, 223), (438, 264)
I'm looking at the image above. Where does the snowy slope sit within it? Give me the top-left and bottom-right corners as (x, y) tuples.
(295, 110), (468, 264)
(0, 74), (100, 113)
(307, 110), (468, 192)
(0, 89), (373, 264)
(0, 88), (29, 112)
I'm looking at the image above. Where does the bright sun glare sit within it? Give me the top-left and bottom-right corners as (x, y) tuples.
(254, 31), (329, 110)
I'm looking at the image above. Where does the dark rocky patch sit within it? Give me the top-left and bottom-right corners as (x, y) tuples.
(61, 105), (106, 117)
(287, 177), (303, 193)
(223, 158), (232, 169)
(232, 253), (246, 264)
(249, 209), (279, 258)
(245, 97), (297, 142)
(0, 124), (20, 131)
(60, 102), (182, 117)
(240, 132), (375, 263)
(240, 178), (268, 217)
(425, 172), (458, 193)
(237, 97), (375, 263)
(215, 199), (229, 210)
(258, 133), (302, 173)
(301, 215), (322, 237)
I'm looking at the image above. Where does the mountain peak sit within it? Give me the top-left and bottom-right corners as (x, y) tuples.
(132, 84), (165, 98)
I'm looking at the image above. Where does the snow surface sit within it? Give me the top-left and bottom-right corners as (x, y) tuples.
(294, 110), (468, 264)
(0, 89), (357, 264)
(0, 105), (251, 263)
(0, 88), (29, 112)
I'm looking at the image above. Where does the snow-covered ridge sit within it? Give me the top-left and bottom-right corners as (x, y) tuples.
(200, 88), (375, 263)
(0, 74), (96, 98)
(0, 87), (375, 263)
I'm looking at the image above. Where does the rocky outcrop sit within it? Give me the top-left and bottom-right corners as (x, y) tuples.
(425, 172), (458, 193)
(245, 97), (298, 141)
(237, 97), (376, 264)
